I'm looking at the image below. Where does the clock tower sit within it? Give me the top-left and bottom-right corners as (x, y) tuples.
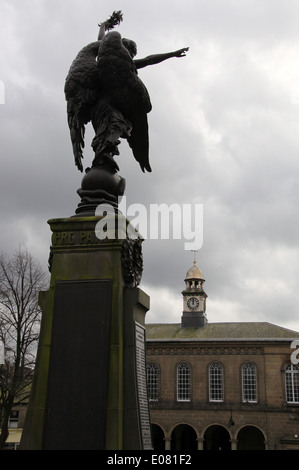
(181, 259), (208, 328)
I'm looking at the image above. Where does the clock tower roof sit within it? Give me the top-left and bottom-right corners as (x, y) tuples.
(185, 260), (205, 281)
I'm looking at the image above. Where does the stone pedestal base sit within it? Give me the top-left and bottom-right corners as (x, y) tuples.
(20, 215), (152, 450)
(75, 164), (126, 216)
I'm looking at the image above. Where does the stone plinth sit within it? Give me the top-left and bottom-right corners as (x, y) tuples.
(20, 215), (152, 450)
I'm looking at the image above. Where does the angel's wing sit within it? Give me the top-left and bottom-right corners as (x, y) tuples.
(64, 42), (100, 171)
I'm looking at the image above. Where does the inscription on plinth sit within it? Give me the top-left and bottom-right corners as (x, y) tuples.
(43, 279), (112, 450)
(52, 230), (101, 246)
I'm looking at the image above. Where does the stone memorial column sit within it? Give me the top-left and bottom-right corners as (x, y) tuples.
(20, 214), (152, 450)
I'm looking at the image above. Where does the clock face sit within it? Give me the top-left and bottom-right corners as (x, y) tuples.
(187, 297), (199, 310)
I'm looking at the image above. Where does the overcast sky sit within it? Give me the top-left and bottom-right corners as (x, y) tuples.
(1, 0), (299, 332)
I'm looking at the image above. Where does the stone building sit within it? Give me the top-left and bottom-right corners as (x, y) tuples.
(145, 260), (299, 450)
(3, 405), (27, 450)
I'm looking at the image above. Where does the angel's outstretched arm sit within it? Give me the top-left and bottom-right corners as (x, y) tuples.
(134, 47), (189, 69)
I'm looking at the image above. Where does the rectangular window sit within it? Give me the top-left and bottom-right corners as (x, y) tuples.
(209, 363), (223, 402)
(242, 363), (257, 403)
(147, 363), (159, 402)
(177, 363), (191, 402)
(286, 364), (299, 403)
(9, 410), (19, 429)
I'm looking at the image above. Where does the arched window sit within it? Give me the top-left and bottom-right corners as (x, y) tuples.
(177, 363), (191, 402)
(242, 362), (257, 403)
(146, 363), (159, 402)
(285, 363), (299, 403)
(209, 362), (223, 402)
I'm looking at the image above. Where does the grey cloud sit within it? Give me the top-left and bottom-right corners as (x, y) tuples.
(1, 0), (299, 331)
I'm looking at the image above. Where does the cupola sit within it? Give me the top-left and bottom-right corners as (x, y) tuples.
(181, 260), (208, 328)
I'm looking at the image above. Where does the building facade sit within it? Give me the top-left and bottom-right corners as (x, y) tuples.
(3, 405), (27, 450)
(145, 261), (299, 450)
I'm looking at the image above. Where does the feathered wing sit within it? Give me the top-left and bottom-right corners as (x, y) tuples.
(126, 85), (152, 172)
(96, 32), (152, 172)
(64, 42), (100, 171)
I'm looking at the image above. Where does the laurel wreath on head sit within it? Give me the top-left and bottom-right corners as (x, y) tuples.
(99, 10), (123, 31)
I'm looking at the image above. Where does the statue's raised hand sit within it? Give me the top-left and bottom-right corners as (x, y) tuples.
(173, 47), (189, 58)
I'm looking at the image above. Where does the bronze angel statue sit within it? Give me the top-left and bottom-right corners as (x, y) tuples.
(64, 11), (188, 176)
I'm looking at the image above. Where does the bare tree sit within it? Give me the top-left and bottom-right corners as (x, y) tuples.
(0, 249), (47, 449)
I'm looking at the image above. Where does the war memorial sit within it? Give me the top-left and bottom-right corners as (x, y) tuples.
(20, 11), (188, 450)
